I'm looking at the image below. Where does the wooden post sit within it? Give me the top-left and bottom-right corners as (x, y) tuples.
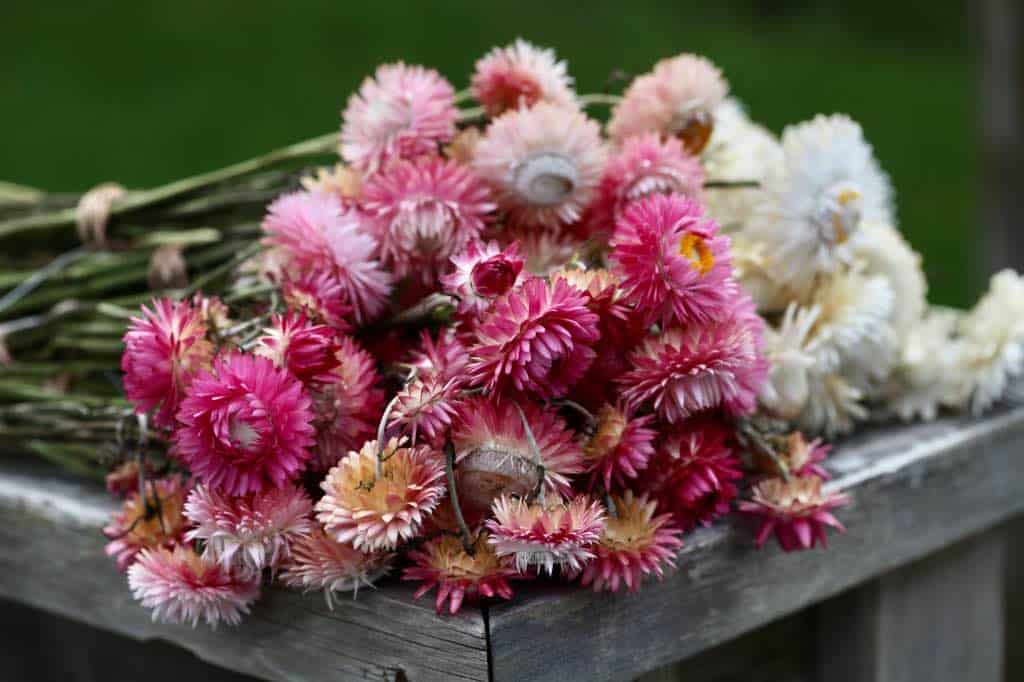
(816, 529), (1006, 682)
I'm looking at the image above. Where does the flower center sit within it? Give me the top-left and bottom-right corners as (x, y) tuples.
(815, 182), (863, 246)
(471, 258), (519, 298)
(670, 109), (714, 155)
(229, 418), (260, 451)
(513, 153), (578, 206)
(678, 233), (715, 275)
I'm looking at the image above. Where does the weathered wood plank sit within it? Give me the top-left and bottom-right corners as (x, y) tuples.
(817, 529), (1005, 682)
(0, 457), (488, 682)
(487, 407), (1024, 682)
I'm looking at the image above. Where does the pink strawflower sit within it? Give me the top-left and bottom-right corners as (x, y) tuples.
(316, 439), (446, 552)
(582, 403), (657, 491)
(184, 483), (314, 575)
(619, 314), (768, 423)
(262, 191), (392, 322)
(467, 276), (600, 399)
(486, 495), (606, 575)
(608, 53), (729, 153)
(340, 62), (458, 172)
(362, 156), (495, 283)
(758, 432), (832, 480)
(255, 312), (342, 385)
(104, 475), (190, 571)
(175, 353), (316, 496)
(407, 328), (470, 383)
(512, 227), (583, 276)
(280, 271), (353, 332)
(610, 193), (735, 328)
(441, 239), (525, 318)
(641, 421), (743, 530)
(404, 534), (519, 615)
(309, 336), (385, 471)
(471, 39), (578, 117)
(127, 546), (260, 628)
(550, 268), (638, 350)
(452, 397), (584, 508)
(121, 298), (213, 429)
(473, 102), (607, 229)
(739, 475), (849, 551)
(580, 491), (683, 593)
(389, 377), (463, 445)
(279, 527), (393, 608)
(588, 133), (705, 238)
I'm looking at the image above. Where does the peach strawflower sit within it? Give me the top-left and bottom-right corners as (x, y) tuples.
(340, 62), (458, 172)
(121, 298), (213, 429)
(580, 491), (683, 593)
(608, 53), (729, 153)
(128, 546), (260, 628)
(301, 163), (364, 205)
(486, 495), (606, 575)
(473, 102), (607, 229)
(104, 475), (190, 571)
(279, 527), (393, 608)
(105, 459), (151, 498)
(316, 439), (446, 552)
(739, 475), (849, 552)
(280, 271), (354, 332)
(754, 431), (832, 480)
(471, 39), (578, 117)
(582, 403), (657, 491)
(403, 533), (519, 615)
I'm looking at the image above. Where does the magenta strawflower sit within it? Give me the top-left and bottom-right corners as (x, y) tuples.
(262, 190), (391, 322)
(389, 377), (463, 445)
(739, 476), (849, 552)
(486, 495), (606, 575)
(471, 39), (578, 117)
(128, 546), (260, 628)
(184, 484), (314, 575)
(255, 312), (341, 385)
(641, 421), (743, 530)
(407, 329), (471, 383)
(340, 62), (458, 172)
(582, 403), (657, 491)
(403, 534), (519, 615)
(608, 53), (729, 153)
(580, 491), (683, 593)
(588, 133), (705, 238)
(316, 439), (446, 552)
(467, 276), (600, 399)
(452, 397), (584, 508)
(280, 271), (353, 332)
(175, 353), (316, 496)
(441, 239), (525, 318)
(362, 156), (495, 283)
(309, 336), (384, 471)
(104, 475), (190, 571)
(121, 298), (213, 429)
(619, 313), (768, 423)
(279, 527), (393, 608)
(473, 102), (607, 229)
(610, 193), (735, 328)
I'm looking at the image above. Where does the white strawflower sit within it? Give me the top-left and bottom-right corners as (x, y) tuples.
(887, 308), (969, 421)
(851, 221), (927, 343)
(731, 234), (796, 314)
(959, 270), (1024, 415)
(759, 303), (821, 420)
(748, 114), (894, 297)
(796, 367), (867, 437)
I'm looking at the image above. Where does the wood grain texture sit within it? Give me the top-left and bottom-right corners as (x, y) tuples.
(0, 458), (488, 682)
(487, 407), (1024, 682)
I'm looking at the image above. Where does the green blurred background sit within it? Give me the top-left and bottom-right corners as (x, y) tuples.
(0, 0), (978, 305)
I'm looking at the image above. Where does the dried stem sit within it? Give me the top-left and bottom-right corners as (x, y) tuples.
(513, 402), (547, 505)
(444, 440), (476, 556)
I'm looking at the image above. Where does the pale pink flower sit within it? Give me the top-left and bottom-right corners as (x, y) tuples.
(389, 377), (463, 445)
(407, 329), (471, 384)
(280, 271), (353, 332)
(608, 53), (729, 153)
(121, 298), (213, 429)
(582, 403), (657, 491)
(127, 546), (260, 628)
(580, 491), (683, 593)
(486, 495), (606, 575)
(340, 63), (458, 172)
(279, 527), (393, 608)
(104, 475), (190, 571)
(471, 39), (578, 117)
(316, 439), (446, 552)
(255, 312), (341, 385)
(403, 534), (519, 615)
(473, 102), (607, 229)
(755, 431), (832, 480)
(609, 193), (735, 328)
(467, 276), (600, 399)
(441, 239), (525, 318)
(175, 353), (316, 496)
(184, 484), (314, 574)
(739, 475), (849, 552)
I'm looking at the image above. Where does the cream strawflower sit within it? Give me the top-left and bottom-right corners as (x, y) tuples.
(730, 235), (795, 313)
(851, 221), (927, 342)
(796, 367), (867, 437)
(886, 307), (969, 421)
(959, 269), (1024, 415)
(748, 114), (893, 297)
(759, 304), (821, 421)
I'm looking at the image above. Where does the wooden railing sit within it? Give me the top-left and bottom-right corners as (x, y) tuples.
(1, 405), (1021, 681)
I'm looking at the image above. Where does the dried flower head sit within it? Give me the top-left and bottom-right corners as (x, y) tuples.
(301, 163), (364, 205)
(441, 239), (525, 318)
(739, 475), (849, 552)
(403, 533), (519, 615)
(486, 495), (606, 575)
(471, 39), (578, 116)
(280, 271), (354, 332)
(279, 527), (393, 608)
(104, 475), (190, 571)
(582, 404), (657, 491)
(959, 269), (1024, 415)
(255, 312), (342, 385)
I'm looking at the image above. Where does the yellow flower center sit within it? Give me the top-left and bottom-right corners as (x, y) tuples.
(678, 233), (715, 275)
(830, 188), (862, 244)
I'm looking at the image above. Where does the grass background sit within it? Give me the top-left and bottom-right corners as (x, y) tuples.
(0, 0), (979, 305)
